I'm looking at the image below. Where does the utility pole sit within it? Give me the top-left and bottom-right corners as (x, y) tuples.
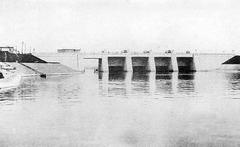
(24, 43), (27, 54)
(15, 46), (17, 53)
(77, 54), (79, 70)
(21, 41), (24, 54)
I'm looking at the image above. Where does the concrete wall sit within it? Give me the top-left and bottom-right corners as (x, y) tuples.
(34, 53), (84, 71)
(6, 62), (78, 76)
(194, 54), (234, 71)
(221, 64), (240, 70)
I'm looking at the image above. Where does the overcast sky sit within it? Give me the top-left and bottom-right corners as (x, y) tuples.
(0, 0), (240, 53)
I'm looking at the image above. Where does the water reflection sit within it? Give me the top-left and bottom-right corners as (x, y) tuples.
(2, 71), (240, 146)
(132, 72), (149, 82)
(131, 72), (151, 96)
(156, 74), (172, 80)
(55, 75), (83, 104)
(98, 71), (103, 80)
(109, 72), (126, 81)
(18, 77), (40, 101)
(0, 89), (17, 105)
(99, 72), (153, 97)
(0, 89), (17, 98)
(178, 73), (195, 80)
(155, 73), (173, 96)
(98, 72), (198, 98)
(107, 73), (127, 97)
(225, 72), (240, 80)
(177, 73), (195, 95)
(224, 72), (240, 98)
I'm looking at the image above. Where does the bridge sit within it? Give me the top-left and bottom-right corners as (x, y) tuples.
(82, 52), (235, 72)
(34, 52), (237, 72)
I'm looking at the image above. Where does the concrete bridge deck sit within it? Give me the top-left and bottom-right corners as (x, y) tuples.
(83, 52), (234, 58)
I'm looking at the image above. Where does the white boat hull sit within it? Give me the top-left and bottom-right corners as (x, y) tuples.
(0, 75), (22, 91)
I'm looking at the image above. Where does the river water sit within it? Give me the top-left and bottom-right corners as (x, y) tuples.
(1, 71), (240, 147)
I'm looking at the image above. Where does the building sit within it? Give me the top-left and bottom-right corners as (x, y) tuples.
(0, 46), (15, 53)
(57, 49), (81, 53)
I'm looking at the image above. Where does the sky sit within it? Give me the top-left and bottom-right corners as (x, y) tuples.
(0, 0), (240, 53)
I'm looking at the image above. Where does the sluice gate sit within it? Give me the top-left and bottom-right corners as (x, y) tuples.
(155, 57), (173, 73)
(95, 53), (235, 72)
(132, 57), (149, 72)
(108, 57), (126, 72)
(177, 57), (196, 73)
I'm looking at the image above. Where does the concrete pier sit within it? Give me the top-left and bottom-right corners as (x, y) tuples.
(148, 56), (156, 72)
(99, 56), (109, 72)
(171, 55), (179, 72)
(125, 56), (133, 72)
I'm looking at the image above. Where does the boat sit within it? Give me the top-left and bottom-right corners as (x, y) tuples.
(0, 63), (21, 91)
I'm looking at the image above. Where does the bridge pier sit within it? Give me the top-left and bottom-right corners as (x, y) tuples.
(98, 56), (109, 72)
(148, 56), (156, 72)
(171, 55), (179, 72)
(124, 56), (133, 72)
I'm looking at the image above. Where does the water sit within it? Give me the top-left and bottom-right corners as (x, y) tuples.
(1, 71), (240, 146)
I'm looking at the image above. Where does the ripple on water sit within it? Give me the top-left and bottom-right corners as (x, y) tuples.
(0, 72), (240, 146)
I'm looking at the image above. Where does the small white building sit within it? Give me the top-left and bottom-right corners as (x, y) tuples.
(0, 47), (15, 53)
(57, 49), (81, 53)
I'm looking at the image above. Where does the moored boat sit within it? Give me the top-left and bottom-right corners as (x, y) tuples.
(0, 63), (21, 91)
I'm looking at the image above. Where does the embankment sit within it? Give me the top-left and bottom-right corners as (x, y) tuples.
(7, 62), (80, 77)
